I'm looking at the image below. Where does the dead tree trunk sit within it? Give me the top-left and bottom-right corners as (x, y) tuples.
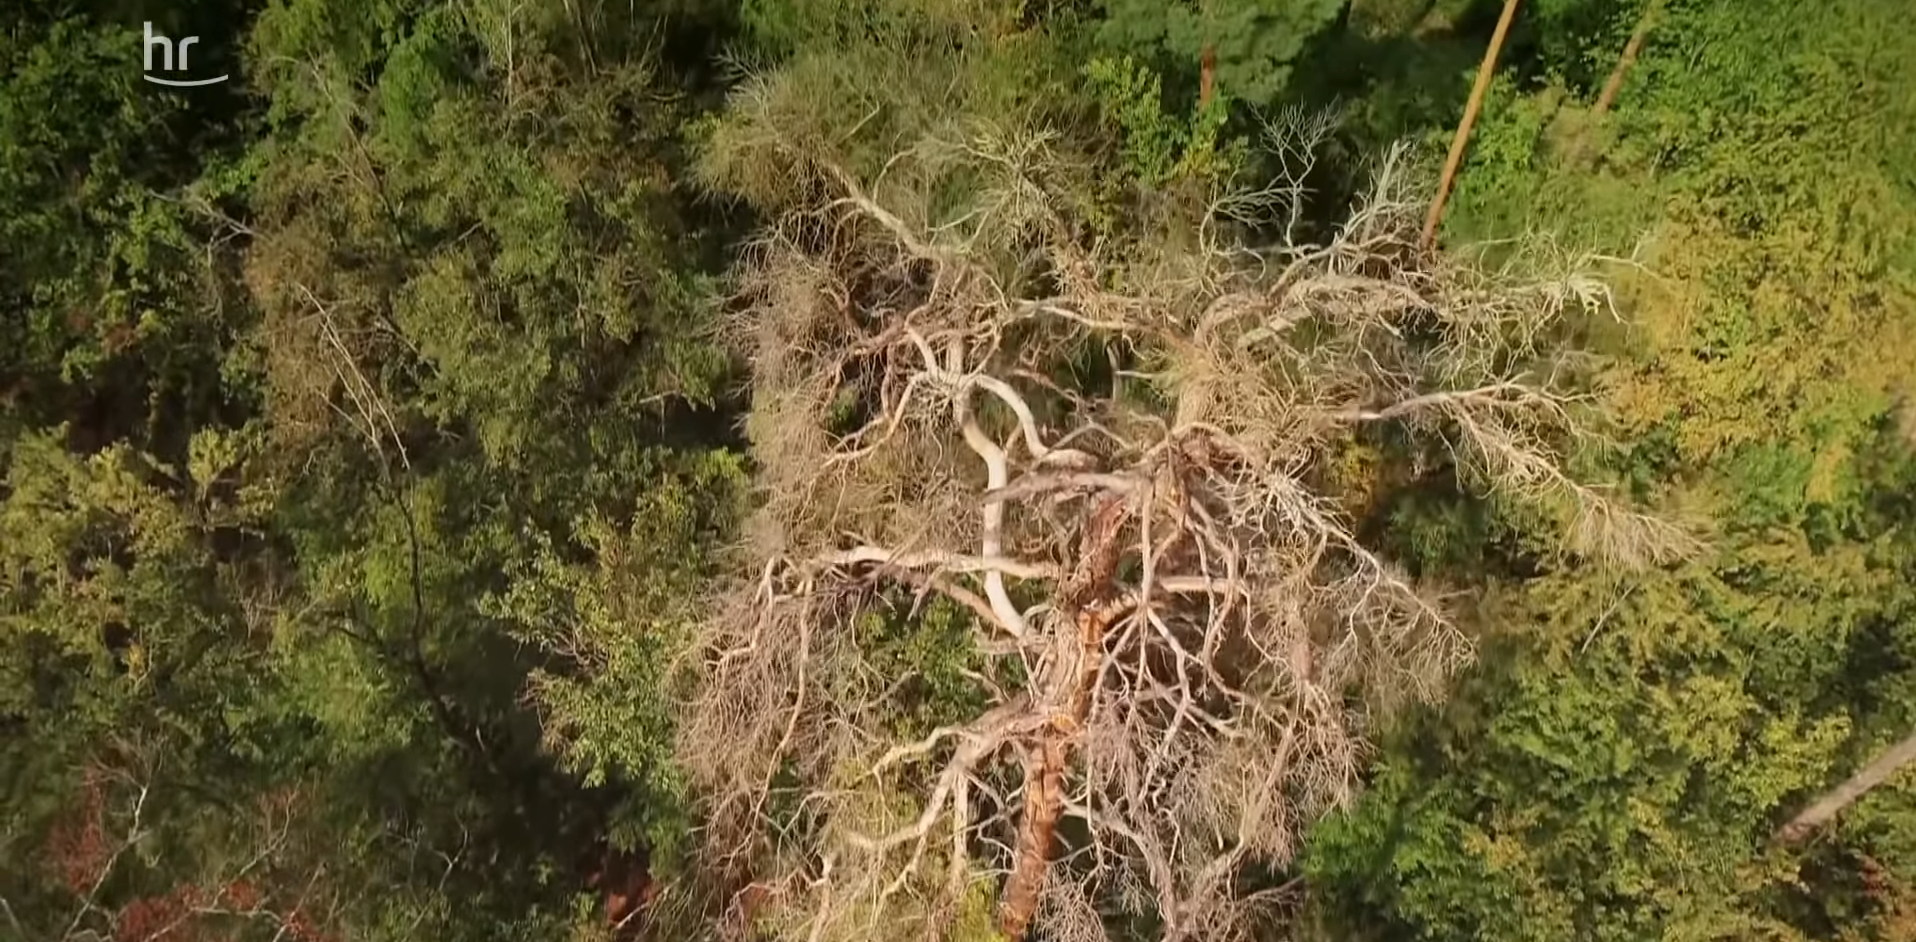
(1591, 0), (1663, 119)
(1778, 729), (1916, 843)
(1420, 0), (1522, 253)
(998, 497), (1130, 941)
(1000, 736), (1070, 940)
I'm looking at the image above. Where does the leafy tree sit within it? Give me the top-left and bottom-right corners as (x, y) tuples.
(1091, 0), (1345, 106)
(3, 1), (744, 940)
(230, 0), (749, 934)
(1305, 1), (1916, 939)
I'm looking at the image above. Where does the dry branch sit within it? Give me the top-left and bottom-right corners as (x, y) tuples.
(680, 86), (1682, 942)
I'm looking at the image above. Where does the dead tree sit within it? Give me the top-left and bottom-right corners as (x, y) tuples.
(680, 82), (1689, 942)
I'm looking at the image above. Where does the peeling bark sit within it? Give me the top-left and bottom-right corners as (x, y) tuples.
(1000, 736), (1069, 941)
(997, 497), (1130, 940)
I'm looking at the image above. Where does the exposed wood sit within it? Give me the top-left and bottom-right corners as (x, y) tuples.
(586, 843), (659, 937)
(1778, 729), (1916, 843)
(1199, 44), (1217, 108)
(997, 497), (1129, 941)
(1592, 0), (1664, 119)
(1419, 0), (1523, 253)
(999, 735), (1069, 941)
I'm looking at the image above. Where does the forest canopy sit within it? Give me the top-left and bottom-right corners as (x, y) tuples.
(2, 1), (1914, 942)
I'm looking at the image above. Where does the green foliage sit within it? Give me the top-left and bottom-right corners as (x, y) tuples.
(0, 7), (249, 451)
(2, 1), (741, 939)
(1091, 0), (1345, 106)
(1517, 0), (1644, 94)
(739, 0), (1027, 57)
(490, 452), (747, 861)
(1083, 54), (1234, 184)
(700, 0), (1082, 220)
(248, 0), (728, 467)
(1308, 1), (1916, 940)
(7, 1), (1916, 940)
(855, 596), (995, 738)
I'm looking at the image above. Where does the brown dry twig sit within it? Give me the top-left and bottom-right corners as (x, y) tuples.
(679, 85), (1689, 942)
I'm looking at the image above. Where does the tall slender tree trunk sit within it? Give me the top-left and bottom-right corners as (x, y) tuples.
(1778, 729), (1916, 843)
(1420, 0), (1523, 253)
(1199, 44), (1217, 108)
(1592, 0), (1664, 118)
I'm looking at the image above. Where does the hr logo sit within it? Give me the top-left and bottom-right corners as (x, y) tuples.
(143, 21), (227, 86)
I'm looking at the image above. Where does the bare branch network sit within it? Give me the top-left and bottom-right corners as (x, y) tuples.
(681, 85), (1691, 942)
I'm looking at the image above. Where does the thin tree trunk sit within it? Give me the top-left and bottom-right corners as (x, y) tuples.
(1199, 44), (1217, 108)
(1591, 0), (1663, 118)
(1419, 0), (1523, 253)
(1778, 729), (1916, 843)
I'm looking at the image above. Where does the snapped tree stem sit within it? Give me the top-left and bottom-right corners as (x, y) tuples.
(1778, 729), (1916, 843)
